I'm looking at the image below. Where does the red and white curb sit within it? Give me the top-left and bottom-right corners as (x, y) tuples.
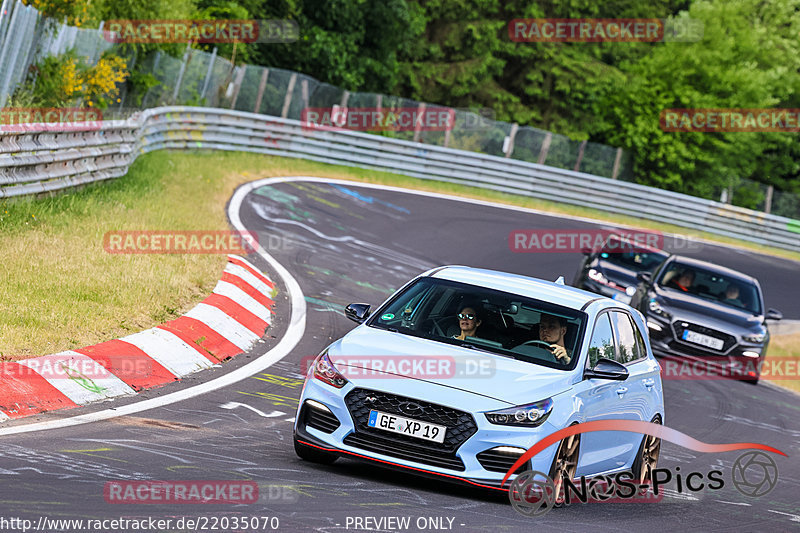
(0, 255), (275, 421)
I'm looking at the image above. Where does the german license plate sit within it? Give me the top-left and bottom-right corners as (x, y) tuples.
(367, 410), (446, 443)
(682, 330), (724, 350)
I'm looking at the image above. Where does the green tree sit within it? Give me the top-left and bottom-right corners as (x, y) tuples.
(594, 0), (800, 197)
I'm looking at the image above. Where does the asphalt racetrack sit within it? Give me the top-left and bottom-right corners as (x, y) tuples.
(0, 177), (798, 532)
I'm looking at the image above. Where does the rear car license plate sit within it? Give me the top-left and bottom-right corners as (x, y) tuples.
(682, 330), (724, 350)
(368, 410), (447, 443)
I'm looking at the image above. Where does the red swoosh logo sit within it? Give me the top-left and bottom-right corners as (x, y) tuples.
(501, 419), (786, 487)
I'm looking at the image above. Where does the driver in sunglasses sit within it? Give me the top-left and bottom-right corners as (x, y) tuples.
(453, 306), (482, 340)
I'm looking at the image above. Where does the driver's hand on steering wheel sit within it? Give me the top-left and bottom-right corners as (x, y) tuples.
(550, 344), (571, 364)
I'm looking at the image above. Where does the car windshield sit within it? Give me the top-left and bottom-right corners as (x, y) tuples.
(368, 277), (586, 370)
(657, 262), (762, 314)
(599, 250), (668, 272)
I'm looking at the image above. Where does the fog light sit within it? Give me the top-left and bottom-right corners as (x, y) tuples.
(648, 321), (663, 332)
(306, 399), (333, 413)
(493, 446), (527, 455)
(742, 351), (760, 359)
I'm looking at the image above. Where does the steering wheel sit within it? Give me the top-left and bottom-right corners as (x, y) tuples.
(519, 340), (553, 350)
(430, 318), (448, 336)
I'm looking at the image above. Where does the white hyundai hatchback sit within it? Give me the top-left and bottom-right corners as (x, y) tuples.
(294, 266), (665, 494)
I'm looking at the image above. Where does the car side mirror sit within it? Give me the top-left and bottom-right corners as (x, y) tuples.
(636, 271), (652, 284)
(344, 303), (371, 324)
(766, 308), (783, 321)
(584, 358), (629, 381)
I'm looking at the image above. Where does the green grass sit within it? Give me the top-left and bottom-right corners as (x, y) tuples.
(1, 149), (798, 358)
(763, 333), (800, 393)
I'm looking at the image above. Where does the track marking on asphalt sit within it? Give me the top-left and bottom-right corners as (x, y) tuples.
(219, 401), (285, 418)
(4, 175), (796, 436)
(0, 176), (306, 436)
(768, 510), (800, 522)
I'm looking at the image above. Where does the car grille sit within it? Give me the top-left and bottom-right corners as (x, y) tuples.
(476, 449), (529, 475)
(343, 388), (478, 471)
(671, 321), (737, 353)
(301, 403), (341, 434)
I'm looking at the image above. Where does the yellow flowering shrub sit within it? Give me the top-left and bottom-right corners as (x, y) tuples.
(11, 50), (129, 109)
(81, 54), (129, 109)
(23, 0), (91, 27)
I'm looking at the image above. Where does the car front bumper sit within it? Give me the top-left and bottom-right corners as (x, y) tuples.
(294, 377), (564, 490)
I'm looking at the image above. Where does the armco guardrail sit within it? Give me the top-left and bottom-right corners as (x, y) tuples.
(2, 106), (799, 252)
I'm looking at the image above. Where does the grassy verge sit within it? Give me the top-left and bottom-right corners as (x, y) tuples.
(762, 332), (800, 393)
(1, 150), (798, 358)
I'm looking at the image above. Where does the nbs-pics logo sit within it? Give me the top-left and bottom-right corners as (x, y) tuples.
(505, 420), (784, 517)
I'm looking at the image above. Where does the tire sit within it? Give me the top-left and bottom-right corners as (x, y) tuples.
(547, 430), (581, 507)
(631, 415), (662, 488)
(294, 437), (338, 465)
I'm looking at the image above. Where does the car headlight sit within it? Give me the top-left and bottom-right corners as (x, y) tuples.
(588, 268), (608, 284)
(744, 332), (766, 343)
(313, 351), (348, 389)
(485, 398), (553, 427)
(648, 298), (671, 319)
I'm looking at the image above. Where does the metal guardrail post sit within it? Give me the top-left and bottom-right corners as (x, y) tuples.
(301, 78), (309, 109)
(0, 0), (23, 107)
(537, 132), (552, 165)
(765, 185), (773, 214)
(254, 68), (269, 113)
(413, 102), (426, 143)
(200, 46), (217, 100)
(504, 123), (518, 158)
(229, 66), (246, 109)
(611, 147), (623, 179)
(281, 72), (297, 118)
(171, 44), (192, 105)
(574, 139), (587, 172)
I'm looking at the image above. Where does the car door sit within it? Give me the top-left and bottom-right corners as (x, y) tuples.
(575, 311), (645, 476)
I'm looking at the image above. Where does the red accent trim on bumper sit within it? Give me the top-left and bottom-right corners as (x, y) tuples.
(296, 438), (509, 493)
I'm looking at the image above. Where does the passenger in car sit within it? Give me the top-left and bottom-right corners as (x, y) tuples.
(453, 305), (482, 340)
(666, 269), (695, 292)
(539, 313), (572, 364)
(722, 283), (745, 308)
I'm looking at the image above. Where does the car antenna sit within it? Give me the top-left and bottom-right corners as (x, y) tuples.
(554, 276), (565, 285)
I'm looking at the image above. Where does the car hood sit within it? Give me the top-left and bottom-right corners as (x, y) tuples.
(655, 287), (764, 333)
(328, 326), (577, 406)
(596, 260), (639, 289)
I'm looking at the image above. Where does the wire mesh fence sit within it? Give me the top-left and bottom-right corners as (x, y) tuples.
(0, 1), (797, 217)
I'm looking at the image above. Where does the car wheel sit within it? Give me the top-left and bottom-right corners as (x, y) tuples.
(294, 437), (338, 465)
(631, 416), (661, 488)
(548, 431), (580, 507)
